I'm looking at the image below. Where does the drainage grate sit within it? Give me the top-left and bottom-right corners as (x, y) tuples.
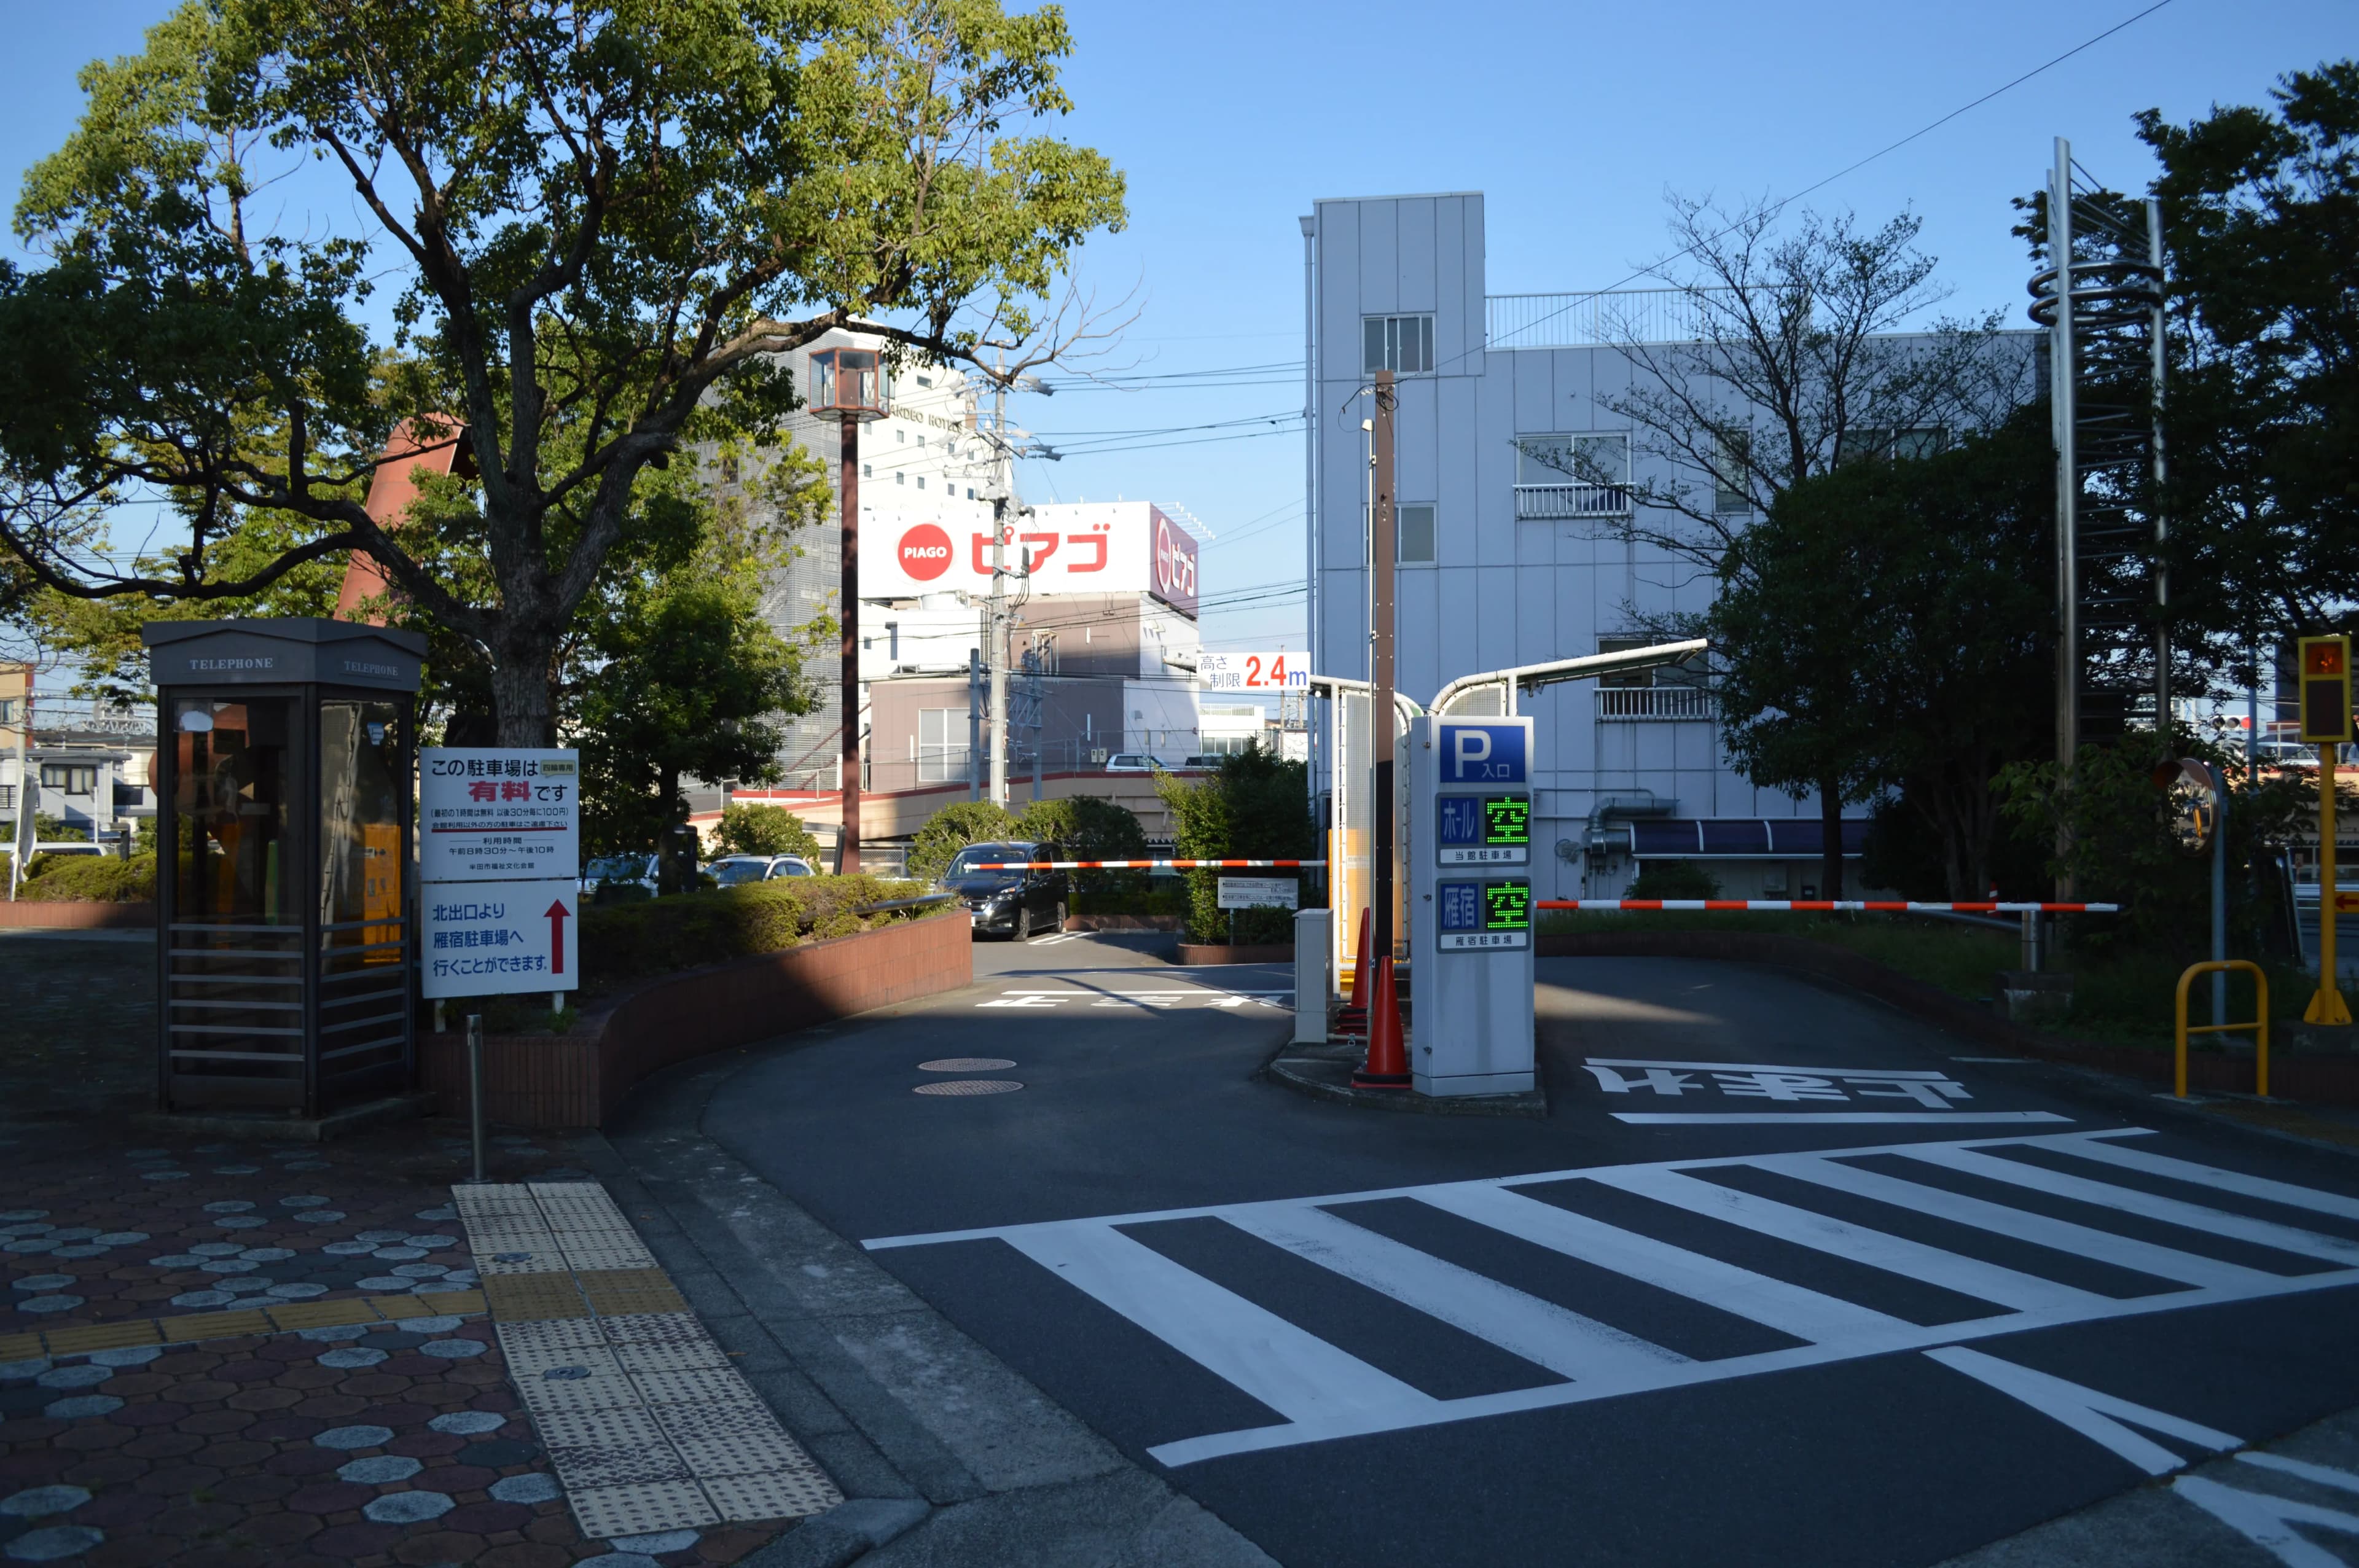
(912, 1080), (1024, 1097)
(918, 1058), (1017, 1072)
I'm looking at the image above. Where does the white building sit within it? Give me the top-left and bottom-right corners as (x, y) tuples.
(1302, 192), (2031, 899)
(695, 330), (1210, 828)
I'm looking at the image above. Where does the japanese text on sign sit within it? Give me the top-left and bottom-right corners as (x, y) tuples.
(420, 878), (578, 999)
(1436, 795), (1530, 865)
(1197, 652), (1310, 692)
(1437, 880), (1530, 950)
(420, 748), (580, 884)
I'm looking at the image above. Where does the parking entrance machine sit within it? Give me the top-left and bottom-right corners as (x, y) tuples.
(1407, 714), (1537, 1095)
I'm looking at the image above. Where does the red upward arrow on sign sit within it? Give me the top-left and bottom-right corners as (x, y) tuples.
(546, 900), (570, 975)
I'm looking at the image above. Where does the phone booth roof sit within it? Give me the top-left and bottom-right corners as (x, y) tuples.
(144, 617), (425, 692)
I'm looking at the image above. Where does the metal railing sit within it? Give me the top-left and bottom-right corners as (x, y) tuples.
(1514, 483), (1631, 520)
(1487, 287), (1735, 349)
(1595, 687), (1715, 722)
(2175, 959), (2268, 1099)
(29, 698), (156, 738)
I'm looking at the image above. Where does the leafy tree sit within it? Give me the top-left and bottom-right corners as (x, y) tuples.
(1625, 861), (1719, 900)
(576, 531), (812, 856)
(711, 803), (826, 864)
(2132, 60), (2359, 656)
(1524, 195), (2028, 569)
(1997, 735), (2307, 958)
(1713, 412), (2054, 899)
(1011, 793), (1144, 894)
(1156, 750), (1312, 944)
(907, 798), (1017, 883)
(0, 0), (1125, 744)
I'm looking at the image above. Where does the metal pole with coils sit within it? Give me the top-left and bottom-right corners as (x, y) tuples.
(2299, 634), (2352, 1026)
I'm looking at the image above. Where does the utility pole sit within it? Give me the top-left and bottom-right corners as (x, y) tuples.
(2046, 136), (2078, 903)
(838, 412), (863, 873)
(1372, 368), (1398, 963)
(2148, 195), (2171, 727)
(988, 358), (1011, 809)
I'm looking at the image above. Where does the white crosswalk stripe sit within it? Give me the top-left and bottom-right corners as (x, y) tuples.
(864, 1129), (2359, 1467)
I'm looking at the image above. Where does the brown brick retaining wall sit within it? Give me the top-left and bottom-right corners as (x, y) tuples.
(418, 912), (972, 1129)
(1536, 930), (2359, 1104)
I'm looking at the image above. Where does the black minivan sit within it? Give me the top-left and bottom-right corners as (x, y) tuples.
(942, 840), (1068, 940)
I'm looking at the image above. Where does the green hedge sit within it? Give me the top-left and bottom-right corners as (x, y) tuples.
(21, 852), (156, 903)
(579, 873), (949, 989)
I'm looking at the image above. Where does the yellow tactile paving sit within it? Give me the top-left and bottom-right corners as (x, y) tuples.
(2, 1290), (490, 1359)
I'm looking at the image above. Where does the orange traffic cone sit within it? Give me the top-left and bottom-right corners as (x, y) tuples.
(1336, 906), (1374, 1036)
(1351, 955), (1411, 1089)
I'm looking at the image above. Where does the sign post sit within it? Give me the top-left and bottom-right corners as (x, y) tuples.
(1407, 714), (1536, 1095)
(2299, 635), (2352, 1026)
(418, 747), (582, 1007)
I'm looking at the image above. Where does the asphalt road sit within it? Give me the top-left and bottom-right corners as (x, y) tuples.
(697, 930), (2359, 1567)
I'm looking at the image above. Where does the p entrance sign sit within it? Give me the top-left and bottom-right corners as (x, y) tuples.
(1441, 722), (1527, 785)
(1408, 714), (1538, 1096)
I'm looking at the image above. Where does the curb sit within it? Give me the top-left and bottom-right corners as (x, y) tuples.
(1261, 1041), (1549, 1118)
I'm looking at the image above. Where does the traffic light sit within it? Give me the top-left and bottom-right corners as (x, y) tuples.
(2299, 634), (2353, 745)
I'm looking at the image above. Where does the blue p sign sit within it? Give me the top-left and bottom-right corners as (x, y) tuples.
(1442, 722), (1527, 784)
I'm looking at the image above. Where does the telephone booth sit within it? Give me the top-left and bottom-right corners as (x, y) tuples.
(144, 618), (424, 1117)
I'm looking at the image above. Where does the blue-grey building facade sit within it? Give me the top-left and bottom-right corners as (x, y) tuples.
(1302, 190), (2013, 900)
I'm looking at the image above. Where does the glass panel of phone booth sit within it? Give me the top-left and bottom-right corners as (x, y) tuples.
(166, 695), (304, 1098)
(317, 700), (410, 1097)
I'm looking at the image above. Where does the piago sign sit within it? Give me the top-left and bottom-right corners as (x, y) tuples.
(872, 500), (1200, 617)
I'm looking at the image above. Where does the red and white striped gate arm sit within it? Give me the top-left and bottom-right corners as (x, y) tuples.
(1534, 899), (2119, 913)
(966, 859), (1327, 870)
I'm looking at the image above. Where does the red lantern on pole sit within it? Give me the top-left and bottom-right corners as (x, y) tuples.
(809, 348), (889, 872)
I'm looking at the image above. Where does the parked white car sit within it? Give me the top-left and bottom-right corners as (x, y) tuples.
(582, 853), (658, 897)
(708, 854), (816, 887)
(1101, 754), (1169, 773)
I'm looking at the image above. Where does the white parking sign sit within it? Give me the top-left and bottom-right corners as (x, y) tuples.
(420, 748), (581, 884)
(421, 879), (580, 999)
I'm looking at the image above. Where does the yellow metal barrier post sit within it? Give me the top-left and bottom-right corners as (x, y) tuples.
(2176, 959), (2271, 1099)
(2298, 633), (2352, 1026)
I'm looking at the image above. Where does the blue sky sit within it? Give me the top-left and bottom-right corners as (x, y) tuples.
(4, 0), (2352, 669)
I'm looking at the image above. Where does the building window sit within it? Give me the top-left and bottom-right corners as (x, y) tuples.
(1597, 636), (1656, 690)
(917, 708), (969, 784)
(719, 454), (739, 485)
(1836, 426), (1945, 464)
(916, 477), (925, 490)
(896, 471), (905, 485)
(1398, 504), (1436, 564)
(966, 488), (974, 500)
(0, 698), (14, 724)
(916, 375), (933, 388)
(1517, 433), (1628, 487)
(0, 784), (15, 811)
(896, 428), (906, 443)
(1713, 430), (1751, 515)
(1362, 314), (1433, 375)
(863, 464), (872, 478)
(41, 763), (97, 796)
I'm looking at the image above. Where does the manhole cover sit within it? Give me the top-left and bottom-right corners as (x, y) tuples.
(919, 1058), (1017, 1072)
(913, 1080), (1024, 1097)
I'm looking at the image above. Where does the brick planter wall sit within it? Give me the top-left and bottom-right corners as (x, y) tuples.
(1536, 929), (2359, 1105)
(418, 913), (972, 1129)
(1175, 942), (1296, 966)
(0, 900), (155, 930)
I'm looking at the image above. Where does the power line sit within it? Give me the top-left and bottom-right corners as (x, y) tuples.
(1423, 0), (2180, 377)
